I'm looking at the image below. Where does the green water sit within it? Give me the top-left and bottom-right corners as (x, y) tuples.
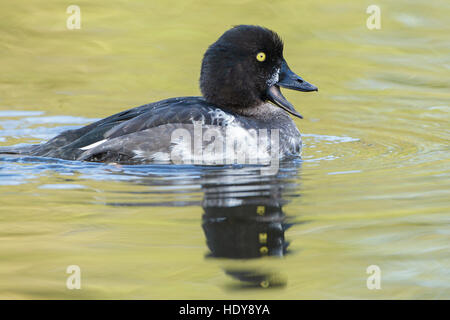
(0, 0), (449, 299)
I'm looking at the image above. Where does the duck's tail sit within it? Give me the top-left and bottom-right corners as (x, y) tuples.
(0, 144), (38, 155)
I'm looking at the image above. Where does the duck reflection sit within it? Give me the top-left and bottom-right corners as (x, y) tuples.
(202, 177), (289, 259)
(200, 163), (299, 288)
(110, 161), (301, 289)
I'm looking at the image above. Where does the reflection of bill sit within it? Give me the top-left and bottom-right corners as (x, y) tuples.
(170, 122), (280, 174)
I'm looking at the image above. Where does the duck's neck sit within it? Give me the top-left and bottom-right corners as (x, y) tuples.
(225, 102), (290, 122)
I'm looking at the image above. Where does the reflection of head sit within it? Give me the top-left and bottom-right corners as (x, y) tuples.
(202, 203), (290, 259)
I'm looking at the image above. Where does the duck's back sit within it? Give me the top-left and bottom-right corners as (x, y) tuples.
(19, 97), (214, 160)
(2, 96), (301, 164)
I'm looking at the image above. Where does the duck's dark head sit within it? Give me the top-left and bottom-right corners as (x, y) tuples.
(200, 25), (317, 119)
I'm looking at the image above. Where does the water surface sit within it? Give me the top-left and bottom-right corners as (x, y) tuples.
(0, 0), (449, 299)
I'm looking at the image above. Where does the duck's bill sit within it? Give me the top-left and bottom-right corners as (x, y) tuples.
(266, 60), (318, 119)
(267, 85), (304, 119)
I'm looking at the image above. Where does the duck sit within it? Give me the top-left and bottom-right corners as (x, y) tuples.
(2, 25), (317, 165)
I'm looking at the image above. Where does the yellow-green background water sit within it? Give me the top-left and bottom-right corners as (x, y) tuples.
(0, 0), (449, 299)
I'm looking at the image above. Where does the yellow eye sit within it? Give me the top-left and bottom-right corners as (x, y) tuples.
(256, 52), (266, 62)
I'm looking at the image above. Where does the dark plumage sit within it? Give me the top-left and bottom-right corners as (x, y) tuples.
(1, 25), (318, 164)
(201, 25), (284, 110)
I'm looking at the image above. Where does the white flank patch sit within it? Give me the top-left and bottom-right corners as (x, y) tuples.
(170, 124), (272, 165)
(79, 139), (107, 150)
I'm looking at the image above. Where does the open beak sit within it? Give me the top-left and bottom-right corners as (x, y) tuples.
(266, 60), (318, 119)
